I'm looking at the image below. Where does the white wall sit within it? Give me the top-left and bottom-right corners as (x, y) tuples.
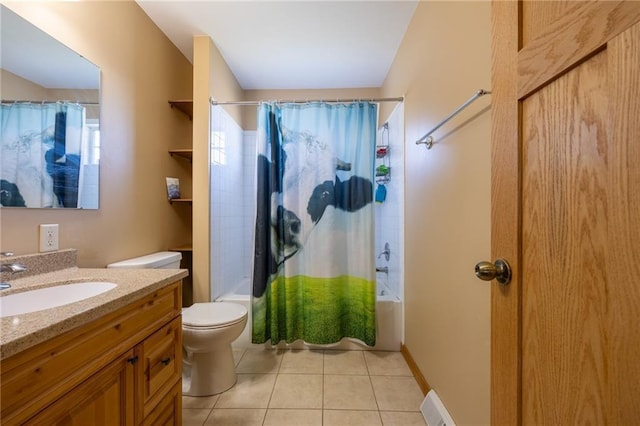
(210, 105), (251, 298)
(375, 103), (405, 301)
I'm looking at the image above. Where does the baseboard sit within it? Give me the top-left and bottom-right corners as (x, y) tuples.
(400, 344), (431, 395)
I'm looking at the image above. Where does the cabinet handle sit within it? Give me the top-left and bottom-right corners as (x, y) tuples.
(127, 356), (139, 365)
(161, 357), (171, 365)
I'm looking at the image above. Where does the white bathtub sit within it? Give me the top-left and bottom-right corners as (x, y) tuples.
(216, 281), (402, 351)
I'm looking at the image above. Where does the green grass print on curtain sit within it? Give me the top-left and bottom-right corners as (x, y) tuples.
(252, 275), (376, 346)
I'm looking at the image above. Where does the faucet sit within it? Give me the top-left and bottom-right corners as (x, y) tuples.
(377, 242), (390, 261)
(376, 266), (388, 274)
(1, 263), (27, 274)
(0, 262), (26, 289)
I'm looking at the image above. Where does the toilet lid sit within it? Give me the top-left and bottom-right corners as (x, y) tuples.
(182, 302), (248, 328)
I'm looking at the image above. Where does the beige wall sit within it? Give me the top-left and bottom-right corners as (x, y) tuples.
(191, 36), (244, 302)
(0, 1), (193, 267)
(381, 2), (491, 424)
(1, 69), (100, 119)
(1, 69), (49, 100)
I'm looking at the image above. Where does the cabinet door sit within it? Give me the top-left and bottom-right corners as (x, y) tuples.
(138, 316), (182, 420)
(24, 350), (135, 426)
(143, 381), (182, 426)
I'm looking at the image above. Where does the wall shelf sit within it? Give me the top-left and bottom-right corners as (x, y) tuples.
(168, 99), (193, 307)
(168, 149), (193, 161)
(168, 100), (193, 120)
(168, 198), (192, 204)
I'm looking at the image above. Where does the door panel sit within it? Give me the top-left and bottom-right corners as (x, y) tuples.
(521, 0), (589, 45)
(606, 21), (640, 424)
(492, 1), (640, 424)
(522, 50), (608, 424)
(517, 1), (640, 98)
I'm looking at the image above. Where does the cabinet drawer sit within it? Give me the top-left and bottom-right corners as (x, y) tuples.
(139, 315), (182, 419)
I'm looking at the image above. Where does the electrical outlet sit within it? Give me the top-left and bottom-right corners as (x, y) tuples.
(39, 224), (59, 252)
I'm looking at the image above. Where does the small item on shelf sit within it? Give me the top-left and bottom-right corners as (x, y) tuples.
(375, 184), (387, 204)
(375, 165), (390, 176)
(376, 146), (389, 157)
(166, 177), (181, 200)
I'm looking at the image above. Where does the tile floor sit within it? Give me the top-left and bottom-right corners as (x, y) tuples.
(182, 348), (427, 426)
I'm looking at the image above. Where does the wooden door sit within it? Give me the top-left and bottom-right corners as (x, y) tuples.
(491, 1), (640, 424)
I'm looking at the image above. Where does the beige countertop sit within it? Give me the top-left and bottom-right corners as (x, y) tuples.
(0, 266), (188, 360)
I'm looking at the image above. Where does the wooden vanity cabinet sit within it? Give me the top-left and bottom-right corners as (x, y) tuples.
(24, 349), (136, 425)
(0, 281), (183, 426)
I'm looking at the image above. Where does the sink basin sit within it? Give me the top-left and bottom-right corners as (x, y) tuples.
(0, 281), (117, 318)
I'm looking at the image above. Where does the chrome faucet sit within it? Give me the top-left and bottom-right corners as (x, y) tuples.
(1, 263), (27, 274)
(377, 242), (390, 261)
(0, 262), (26, 289)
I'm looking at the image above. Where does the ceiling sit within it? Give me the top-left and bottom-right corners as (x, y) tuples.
(136, 1), (418, 90)
(1, 5), (100, 90)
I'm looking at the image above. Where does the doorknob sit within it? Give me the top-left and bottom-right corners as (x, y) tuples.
(475, 259), (512, 285)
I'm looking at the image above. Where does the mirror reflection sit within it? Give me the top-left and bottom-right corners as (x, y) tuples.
(1, 5), (100, 209)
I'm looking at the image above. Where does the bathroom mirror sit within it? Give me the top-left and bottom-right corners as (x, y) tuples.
(0, 5), (101, 209)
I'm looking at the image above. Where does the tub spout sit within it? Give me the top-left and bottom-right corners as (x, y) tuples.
(376, 266), (388, 274)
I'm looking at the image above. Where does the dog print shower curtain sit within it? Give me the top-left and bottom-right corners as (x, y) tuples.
(252, 101), (377, 346)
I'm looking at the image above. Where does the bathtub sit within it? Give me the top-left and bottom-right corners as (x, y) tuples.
(216, 280), (402, 351)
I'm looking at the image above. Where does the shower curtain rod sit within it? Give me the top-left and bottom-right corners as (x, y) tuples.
(1, 100), (99, 106)
(209, 97), (404, 106)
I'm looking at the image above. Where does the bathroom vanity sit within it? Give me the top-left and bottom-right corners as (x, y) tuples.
(0, 251), (188, 425)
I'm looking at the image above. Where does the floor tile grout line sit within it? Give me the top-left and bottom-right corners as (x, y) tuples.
(264, 372), (279, 419)
(321, 351), (325, 424)
(183, 349), (423, 425)
(368, 367), (383, 415)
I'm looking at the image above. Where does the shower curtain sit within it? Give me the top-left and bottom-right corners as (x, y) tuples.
(0, 102), (85, 208)
(252, 101), (377, 346)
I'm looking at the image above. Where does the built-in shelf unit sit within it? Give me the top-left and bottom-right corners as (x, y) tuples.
(168, 99), (194, 305)
(168, 100), (193, 120)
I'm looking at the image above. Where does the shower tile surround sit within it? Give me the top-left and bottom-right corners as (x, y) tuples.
(182, 349), (426, 426)
(375, 103), (404, 301)
(210, 103), (405, 351)
(210, 106), (255, 299)
(210, 103), (405, 301)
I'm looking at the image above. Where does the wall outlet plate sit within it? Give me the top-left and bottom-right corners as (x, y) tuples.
(39, 224), (59, 252)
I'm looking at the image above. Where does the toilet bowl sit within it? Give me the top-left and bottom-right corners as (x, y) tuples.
(182, 302), (248, 396)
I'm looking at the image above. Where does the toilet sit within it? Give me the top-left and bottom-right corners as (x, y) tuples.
(107, 251), (248, 396)
(106, 251), (183, 270)
(181, 302), (247, 395)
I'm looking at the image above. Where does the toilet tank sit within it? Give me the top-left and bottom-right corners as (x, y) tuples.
(106, 251), (182, 269)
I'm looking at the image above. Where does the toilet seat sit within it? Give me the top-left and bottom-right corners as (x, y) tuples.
(182, 302), (247, 329)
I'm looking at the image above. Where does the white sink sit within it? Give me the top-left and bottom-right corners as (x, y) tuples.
(0, 281), (117, 318)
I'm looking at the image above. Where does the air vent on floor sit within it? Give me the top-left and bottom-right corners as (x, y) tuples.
(420, 389), (456, 426)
